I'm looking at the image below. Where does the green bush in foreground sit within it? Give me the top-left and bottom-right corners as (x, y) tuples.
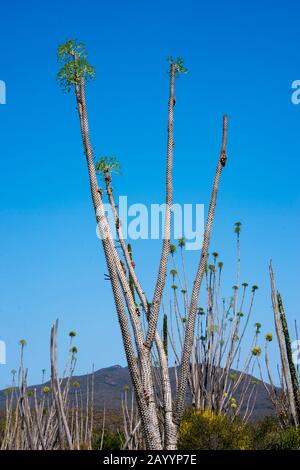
(248, 416), (280, 450)
(271, 427), (300, 450)
(92, 429), (123, 450)
(179, 411), (300, 450)
(178, 409), (251, 450)
(248, 416), (300, 450)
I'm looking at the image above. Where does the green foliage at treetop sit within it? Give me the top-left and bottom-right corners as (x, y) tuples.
(167, 56), (189, 75)
(95, 156), (121, 176)
(57, 39), (96, 92)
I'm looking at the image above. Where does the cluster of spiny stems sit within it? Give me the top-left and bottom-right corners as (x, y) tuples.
(121, 387), (143, 450)
(166, 225), (260, 423)
(57, 39), (228, 449)
(257, 265), (300, 428)
(1, 321), (94, 450)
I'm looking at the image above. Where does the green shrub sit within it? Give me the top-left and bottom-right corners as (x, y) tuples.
(249, 417), (300, 450)
(248, 416), (280, 450)
(272, 427), (300, 450)
(92, 429), (123, 450)
(178, 409), (251, 450)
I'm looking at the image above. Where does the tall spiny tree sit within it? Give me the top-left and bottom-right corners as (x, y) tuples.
(57, 39), (228, 449)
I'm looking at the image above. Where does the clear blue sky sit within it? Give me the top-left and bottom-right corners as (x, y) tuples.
(0, 0), (299, 388)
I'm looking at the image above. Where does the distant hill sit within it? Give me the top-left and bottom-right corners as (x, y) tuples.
(0, 365), (275, 419)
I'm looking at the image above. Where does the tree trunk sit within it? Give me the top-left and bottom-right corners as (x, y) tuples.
(74, 78), (162, 449)
(174, 115), (228, 425)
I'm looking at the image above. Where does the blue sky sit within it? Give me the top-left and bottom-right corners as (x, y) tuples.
(0, 0), (299, 388)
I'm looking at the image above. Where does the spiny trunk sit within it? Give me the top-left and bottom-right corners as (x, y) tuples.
(163, 313), (168, 357)
(269, 264), (298, 426)
(50, 320), (74, 449)
(277, 291), (300, 425)
(103, 85), (177, 448)
(74, 78), (162, 449)
(145, 63), (176, 350)
(174, 115), (228, 425)
(106, 179), (177, 448)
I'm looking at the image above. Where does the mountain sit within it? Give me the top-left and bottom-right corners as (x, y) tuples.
(0, 365), (275, 419)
